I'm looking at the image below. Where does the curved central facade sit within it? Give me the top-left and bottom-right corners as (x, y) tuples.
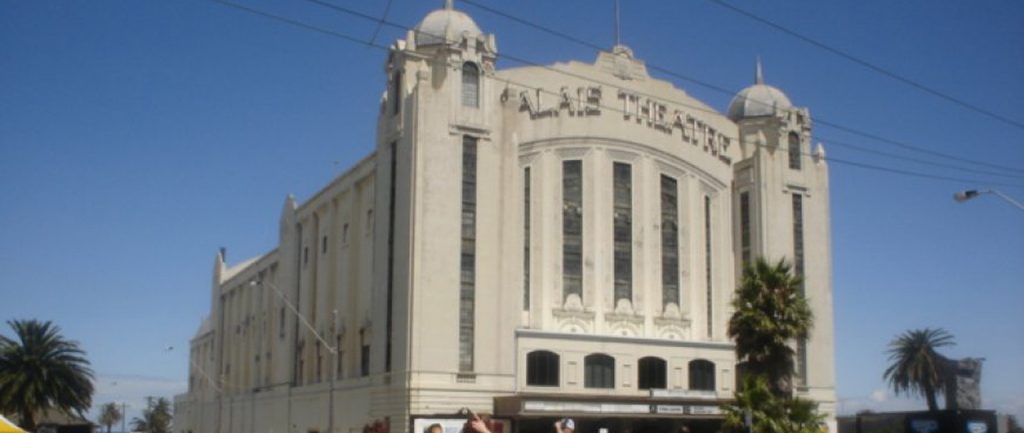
(174, 3), (836, 433)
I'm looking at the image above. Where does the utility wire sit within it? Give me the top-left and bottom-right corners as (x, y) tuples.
(814, 135), (1024, 179)
(202, 0), (1024, 189)
(457, 0), (1024, 175)
(705, 0), (1024, 132)
(367, 0), (394, 46)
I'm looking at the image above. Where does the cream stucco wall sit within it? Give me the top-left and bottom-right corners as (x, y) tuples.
(174, 5), (836, 433)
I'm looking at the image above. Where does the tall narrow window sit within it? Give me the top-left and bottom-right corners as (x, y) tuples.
(279, 307), (285, 339)
(613, 162), (632, 303)
(660, 175), (679, 307)
(793, 193), (808, 385)
(336, 335), (343, 378)
(688, 359), (716, 391)
(392, 70), (402, 115)
(523, 167), (531, 311)
(584, 354), (615, 389)
(385, 141), (397, 372)
(705, 195), (713, 339)
(462, 62), (480, 108)
(360, 330), (370, 377)
(315, 341), (323, 383)
(562, 160), (583, 301)
(740, 192), (752, 268)
(788, 132), (801, 170)
(459, 136), (478, 372)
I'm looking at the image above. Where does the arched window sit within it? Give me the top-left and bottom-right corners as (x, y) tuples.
(584, 354), (615, 389)
(462, 62), (480, 108)
(689, 359), (716, 391)
(526, 350), (559, 386)
(392, 70), (402, 116)
(788, 132), (801, 170)
(637, 356), (667, 390)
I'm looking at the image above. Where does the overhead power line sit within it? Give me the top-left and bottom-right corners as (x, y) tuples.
(458, 0), (1024, 175)
(201, 0), (1024, 189)
(705, 0), (1024, 132)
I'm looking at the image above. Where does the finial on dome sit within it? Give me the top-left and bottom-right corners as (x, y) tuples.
(755, 57), (764, 85)
(444, 0), (453, 10)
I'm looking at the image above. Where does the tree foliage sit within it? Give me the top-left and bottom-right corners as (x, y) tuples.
(98, 402), (123, 433)
(724, 375), (825, 433)
(724, 258), (822, 433)
(728, 258), (813, 395)
(883, 328), (955, 411)
(0, 319), (94, 431)
(131, 396), (172, 433)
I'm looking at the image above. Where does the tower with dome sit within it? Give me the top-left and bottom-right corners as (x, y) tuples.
(173, 2), (836, 432)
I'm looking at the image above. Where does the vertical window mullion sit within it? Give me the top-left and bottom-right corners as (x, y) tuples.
(793, 193), (808, 385)
(705, 195), (713, 339)
(523, 167), (531, 311)
(562, 160), (583, 301)
(740, 191), (751, 268)
(660, 176), (679, 307)
(459, 137), (478, 372)
(613, 163), (632, 304)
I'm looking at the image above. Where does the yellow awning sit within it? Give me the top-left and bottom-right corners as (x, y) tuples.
(0, 415), (27, 433)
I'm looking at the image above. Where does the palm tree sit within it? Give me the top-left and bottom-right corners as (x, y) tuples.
(131, 397), (172, 433)
(883, 328), (955, 411)
(724, 375), (824, 433)
(98, 402), (123, 433)
(0, 319), (95, 431)
(727, 258), (813, 395)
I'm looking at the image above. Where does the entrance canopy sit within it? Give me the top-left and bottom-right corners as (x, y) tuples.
(0, 415), (27, 433)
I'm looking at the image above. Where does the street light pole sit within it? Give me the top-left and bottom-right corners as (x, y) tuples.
(953, 189), (1024, 211)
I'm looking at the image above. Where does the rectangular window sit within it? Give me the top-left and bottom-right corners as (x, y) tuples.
(321, 236), (328, 254)
(336, 335), (343, 378)
(459, 136), (478, 372)
(385, 141), (398, 372)
(315, 342), (322, 383)
(392, 71), (402, 116)
(788, 132), (802, 170)
(661, 176), (679, 307)
(613, 162), (632, 303)
(792, 194), (805, 282)
(523, 167), (531, 311)
(278, 307), (285, 339)
(360, 330), (370, 377)
(562, 160), (583, 301)
(705, 195), (713, 339)
(793, 193), (808, 384)
(740, 192), (752, 268)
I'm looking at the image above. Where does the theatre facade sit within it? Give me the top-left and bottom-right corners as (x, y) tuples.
(173, 2), (836, 433)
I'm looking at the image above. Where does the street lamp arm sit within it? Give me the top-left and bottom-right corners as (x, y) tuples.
(954, 189), (1024, 212)
(990, 190), (1024, 211)
(190, 358), (224, 393)
(256, 280), (338, 353)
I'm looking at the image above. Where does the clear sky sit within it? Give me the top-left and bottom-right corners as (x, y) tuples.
(2, 0), (1022, 422)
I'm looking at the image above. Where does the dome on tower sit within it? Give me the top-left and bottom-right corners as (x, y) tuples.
(728, 59), (792, 121)
(414, 0), (483, 46)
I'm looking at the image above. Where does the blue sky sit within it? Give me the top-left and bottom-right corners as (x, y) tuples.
(2, 0), (1022, 422)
